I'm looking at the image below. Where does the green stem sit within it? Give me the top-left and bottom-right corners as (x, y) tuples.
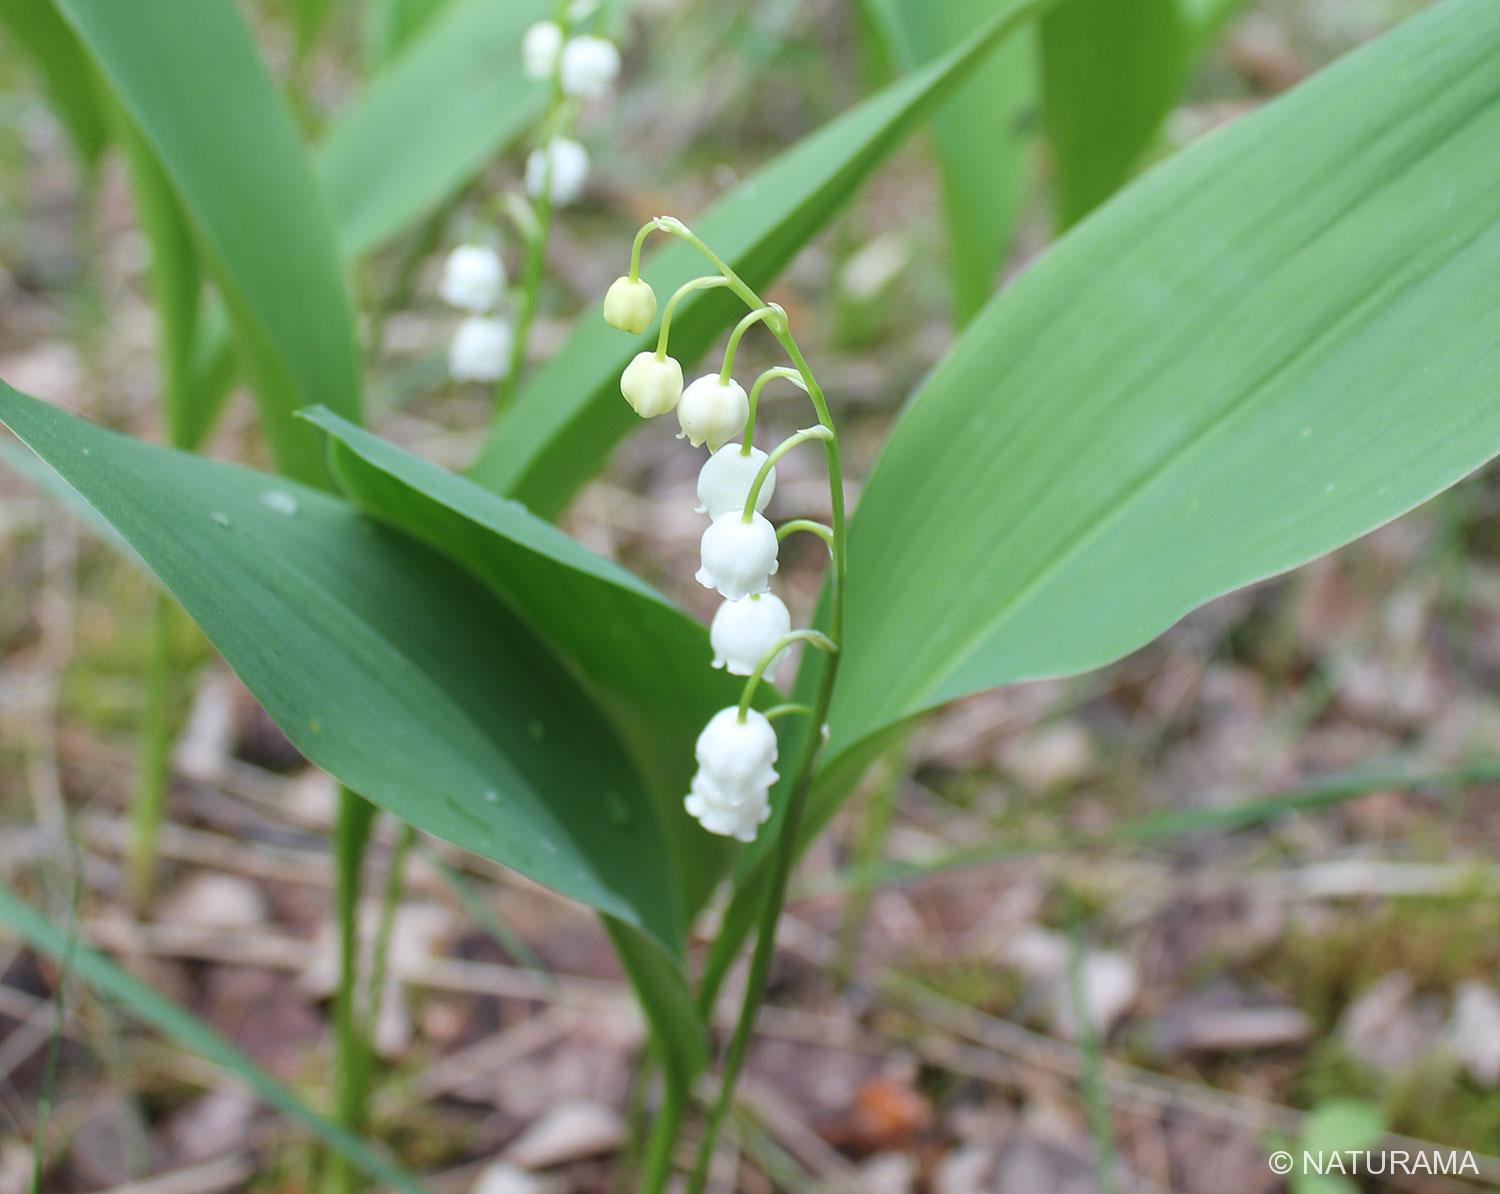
(656, 276), (730, 359)
(763, 703), (814, 722)
(638, 1078), (684, 1194)
(128, 592), (175, 912)
(362, 820), (415, 1040)
(742, 367), (805, 454)
(323, 788), (377, 1194)
(737, 630), (837, 721)
(774, 519), (834, 546)
(628, 219), (654, 281)
(741, 426), (833, 522)
(718, 305), (781, 384)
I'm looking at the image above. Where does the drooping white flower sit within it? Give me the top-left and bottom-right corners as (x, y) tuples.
(560, 36), (620, 99)
(696, 511), (778, 600)
(684, 707), (779, 841)
(439, 244), (505, 313)
(696, 707), (778, 789)
(696, 444), (774, 519)
(521, 21), (563, 80)
(525, 138), (589, 207)
(685, 769), (771, 842)
(677, 375), (748, 450)
(448, 316), (513, 382)
(711, 592), (791, 676)
(602, 276), (657, 334)
(620, 351), (683, 418)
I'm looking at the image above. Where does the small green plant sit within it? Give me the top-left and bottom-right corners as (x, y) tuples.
(2, 0), (1499, 1189)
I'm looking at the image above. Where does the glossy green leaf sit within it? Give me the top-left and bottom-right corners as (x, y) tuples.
(318, 0), (552, 258)
(467, 0), (1054, 517)
(0, 882), (429, 1193)
(0, 382), (683, 955)
(835, 0), (1500, 777)
(1038, 0), (1187, 227)
(54, 0), (360, 486)
(860, 0), (1036, 321)
(702, 0), (1500, 1001)
(0, 0), (108, 168)
(302, 407), (741, 914)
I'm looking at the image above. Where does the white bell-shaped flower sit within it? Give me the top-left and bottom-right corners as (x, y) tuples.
(602, 276), (657, 334)
(521, 21), (563, 80)
(439, 244), (505, 313)
(620, 351), (683, 418)
(710, 593), (791, 676)
(677, 375), (748, 450)
(525, 138), (589, 207)
(685, 769), (771, 842)
(560, 36), (620, 99)
(448, 316), (512, 382)
(696, 444), (774, 519)
(695, 707), (778, 789)
(696, 511), (778, 600)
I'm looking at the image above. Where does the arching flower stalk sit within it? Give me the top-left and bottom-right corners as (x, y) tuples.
(603, 215), (848, 1192)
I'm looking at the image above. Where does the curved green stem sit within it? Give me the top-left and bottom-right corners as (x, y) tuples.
(764, 703), (814, 722)
(742, 367), (806, 454)
(656, 276), (730, 359)
(718, 305), (782, 384)
(741, 426), (834, 522)
(776, 519), (833, 546)
(737, 630), (836, 722)
(628, 219), (654, 282)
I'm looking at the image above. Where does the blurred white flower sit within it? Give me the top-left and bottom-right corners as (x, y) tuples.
(567, 0), (599, 21)
(560, 36), (620, 100)
(711, 592), (791, 676)
(677, 375), (748, 450)
(602, 275), (657, 334)
(439, 244), (505, 313)
(521, 21), (563, 80)
(448, 316), (512, 382)
(697, 444), (774, 518)
(525, 138), (589, 206)
(620, 351), (683, 418)
(685, 770), (771, 842)
(696, 511), (778, 600)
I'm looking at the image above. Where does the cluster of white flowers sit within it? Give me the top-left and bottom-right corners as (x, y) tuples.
(520, 13), (623, 208)
(441, 245), (512, 383)
(603, 233), (838, 842)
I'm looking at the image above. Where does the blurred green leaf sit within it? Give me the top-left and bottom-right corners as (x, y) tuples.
(0, 882), (429, 1193)
(0, 383), (684, 955)
(363, 0), (456, 69)
(1038, 0), (1187, 227)
(304, 407), (741, 914)
(1292, 1099), (1386, 1194)
(467, 0), (1054, 517)
(859, 0), (1036, 321)
(0, 0), (108, 168)
(55, 0), (360, 486)
(318, 0), (552, 258)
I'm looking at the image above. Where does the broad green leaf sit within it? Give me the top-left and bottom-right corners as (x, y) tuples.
(0, 383), (683, 955)
(318, 0), (552, 258)
(302, 407), (741, 914)
(860, 0), (1036, 321)
(54, 0), (360, 486)
(604, 918), (710, 1098)
(0, 882), (430, 1193)
(834, 0), (1500, 780)
(1038, 0), (1187, 227)
(703, 0), (1500, 1001)
(0, 0), (108, 168)
(467, 0), (1055, 517)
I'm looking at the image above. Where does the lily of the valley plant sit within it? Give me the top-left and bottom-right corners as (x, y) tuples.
(0, 0), (1497, 1191)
